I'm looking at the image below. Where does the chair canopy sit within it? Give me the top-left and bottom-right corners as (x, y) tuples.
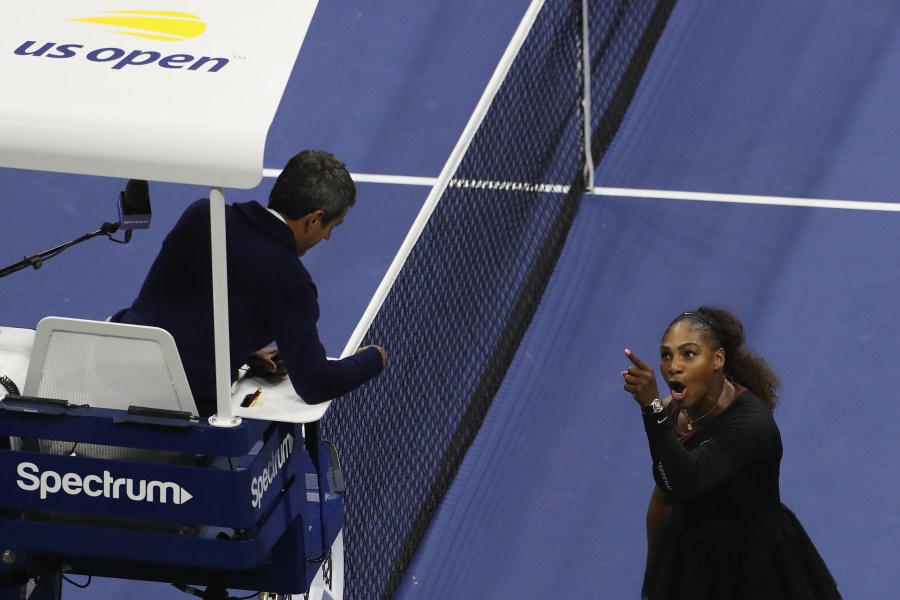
(0, 2), (316, 188)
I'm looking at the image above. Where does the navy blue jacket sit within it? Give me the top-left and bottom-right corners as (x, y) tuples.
(113, 199), (383, 416)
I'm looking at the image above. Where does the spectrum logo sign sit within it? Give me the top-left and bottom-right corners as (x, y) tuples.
(250, 432), (295, 509)
(13, 10), (230, 72)
(16, 461), (194, 505)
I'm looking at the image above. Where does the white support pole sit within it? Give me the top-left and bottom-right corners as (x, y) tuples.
(581, 0), (595, 191)
(208, 186), (240, 427)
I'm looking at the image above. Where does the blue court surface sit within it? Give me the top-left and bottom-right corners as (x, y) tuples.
(2, 1), (899, 599)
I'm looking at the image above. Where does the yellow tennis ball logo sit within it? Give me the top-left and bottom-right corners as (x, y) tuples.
(69, 10), (206, 42)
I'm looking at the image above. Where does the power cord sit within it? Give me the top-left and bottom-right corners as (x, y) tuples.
(62, 575), (91, 588)
(0, 375), (20, 396)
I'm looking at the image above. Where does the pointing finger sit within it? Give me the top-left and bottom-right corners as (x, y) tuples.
(624, 348), (651, 370)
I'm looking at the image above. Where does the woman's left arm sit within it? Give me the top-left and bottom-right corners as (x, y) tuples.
(642, 403), (775, 499)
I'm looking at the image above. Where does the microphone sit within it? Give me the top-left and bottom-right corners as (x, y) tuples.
(117, 179), (152, 230)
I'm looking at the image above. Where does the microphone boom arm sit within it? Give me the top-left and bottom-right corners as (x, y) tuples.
(0, 221), (125, 279)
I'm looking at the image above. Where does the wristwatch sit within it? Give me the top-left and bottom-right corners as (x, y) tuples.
(641, 398), (664, 415)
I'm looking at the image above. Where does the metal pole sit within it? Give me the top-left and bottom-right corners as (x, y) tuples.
(208, 186), (240, 428)
(581, 0), (595, 191)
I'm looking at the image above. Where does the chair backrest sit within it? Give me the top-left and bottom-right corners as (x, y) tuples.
(25, 316), (198, 415)
(23, 317), (199, 460)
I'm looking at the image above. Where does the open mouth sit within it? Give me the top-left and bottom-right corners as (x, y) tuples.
(669, 380), (686, 401)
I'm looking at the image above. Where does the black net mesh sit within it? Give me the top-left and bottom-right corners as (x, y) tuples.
(320, 1), (676, 598)
(590, 0), (677, 165)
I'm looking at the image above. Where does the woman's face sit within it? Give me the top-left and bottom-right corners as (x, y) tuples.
(659, 321), (724, 408)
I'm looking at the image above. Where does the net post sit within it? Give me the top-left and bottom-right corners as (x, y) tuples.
(581, 0), (595, 192)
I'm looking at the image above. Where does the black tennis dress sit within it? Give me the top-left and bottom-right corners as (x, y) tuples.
(641, 391), (842, 599)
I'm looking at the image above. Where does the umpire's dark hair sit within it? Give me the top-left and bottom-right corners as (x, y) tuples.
(668, 306), (780, 411)
(268, 150), (356, 222)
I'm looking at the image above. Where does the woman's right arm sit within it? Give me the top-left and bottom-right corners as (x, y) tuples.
(646, 484), (674, 569)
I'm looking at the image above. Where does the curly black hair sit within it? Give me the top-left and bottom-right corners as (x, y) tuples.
(668, 306), (780, 411)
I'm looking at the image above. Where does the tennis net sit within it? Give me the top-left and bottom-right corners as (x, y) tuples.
(321, 1), (676, 598)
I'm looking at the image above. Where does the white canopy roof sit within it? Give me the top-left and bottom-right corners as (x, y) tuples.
(0, 1), (316, 188)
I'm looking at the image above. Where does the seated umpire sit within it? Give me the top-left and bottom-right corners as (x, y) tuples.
(112, 150), (387, 417)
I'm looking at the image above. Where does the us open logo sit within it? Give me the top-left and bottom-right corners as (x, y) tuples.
(13, 10), (230, 72)
(68, 10), (207, 42)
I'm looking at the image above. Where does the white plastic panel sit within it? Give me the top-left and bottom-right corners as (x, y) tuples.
(0, 1), (316, 188)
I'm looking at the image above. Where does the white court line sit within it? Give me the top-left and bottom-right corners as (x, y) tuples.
(351, 173), (439, 186)
(593, 186), (900, 212)
(263, 168), (438, 187)
(263, 167), (900, 213)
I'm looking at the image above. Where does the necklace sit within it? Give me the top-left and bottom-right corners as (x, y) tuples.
(684, 381), (731, 431)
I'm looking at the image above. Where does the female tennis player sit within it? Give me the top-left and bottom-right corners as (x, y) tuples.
(622, 306), (842, 599)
